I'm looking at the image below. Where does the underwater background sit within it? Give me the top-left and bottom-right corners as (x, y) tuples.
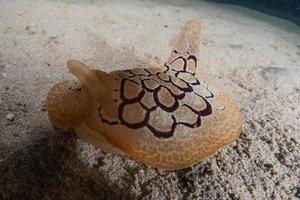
(0, 0), (299, 199)
(207, 0), (300, 25)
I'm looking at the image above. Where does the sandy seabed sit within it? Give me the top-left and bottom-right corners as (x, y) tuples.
(0, 0), (299, 199)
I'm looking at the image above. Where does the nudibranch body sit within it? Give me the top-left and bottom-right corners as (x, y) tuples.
(47, 20), (242, 170)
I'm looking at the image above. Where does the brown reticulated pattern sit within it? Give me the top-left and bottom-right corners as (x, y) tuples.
(99, 52), (215, 138)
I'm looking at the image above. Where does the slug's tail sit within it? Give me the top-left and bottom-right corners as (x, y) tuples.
(163, 19), (202, 75)
(171, 19), (202, 56)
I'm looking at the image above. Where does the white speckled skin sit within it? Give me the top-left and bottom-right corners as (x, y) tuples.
(47, 19), (242, 170)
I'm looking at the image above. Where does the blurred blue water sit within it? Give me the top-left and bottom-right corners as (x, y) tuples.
(206, 0), (300, 26)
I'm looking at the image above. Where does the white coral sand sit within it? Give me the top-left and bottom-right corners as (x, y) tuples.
(0, 0), (299, 199)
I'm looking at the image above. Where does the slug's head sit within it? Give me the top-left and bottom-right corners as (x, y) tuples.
(46, 60), (110, 129)
(46, 79), (93, 129)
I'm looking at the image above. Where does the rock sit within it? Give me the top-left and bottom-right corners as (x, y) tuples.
(6, 113), (15, 121)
